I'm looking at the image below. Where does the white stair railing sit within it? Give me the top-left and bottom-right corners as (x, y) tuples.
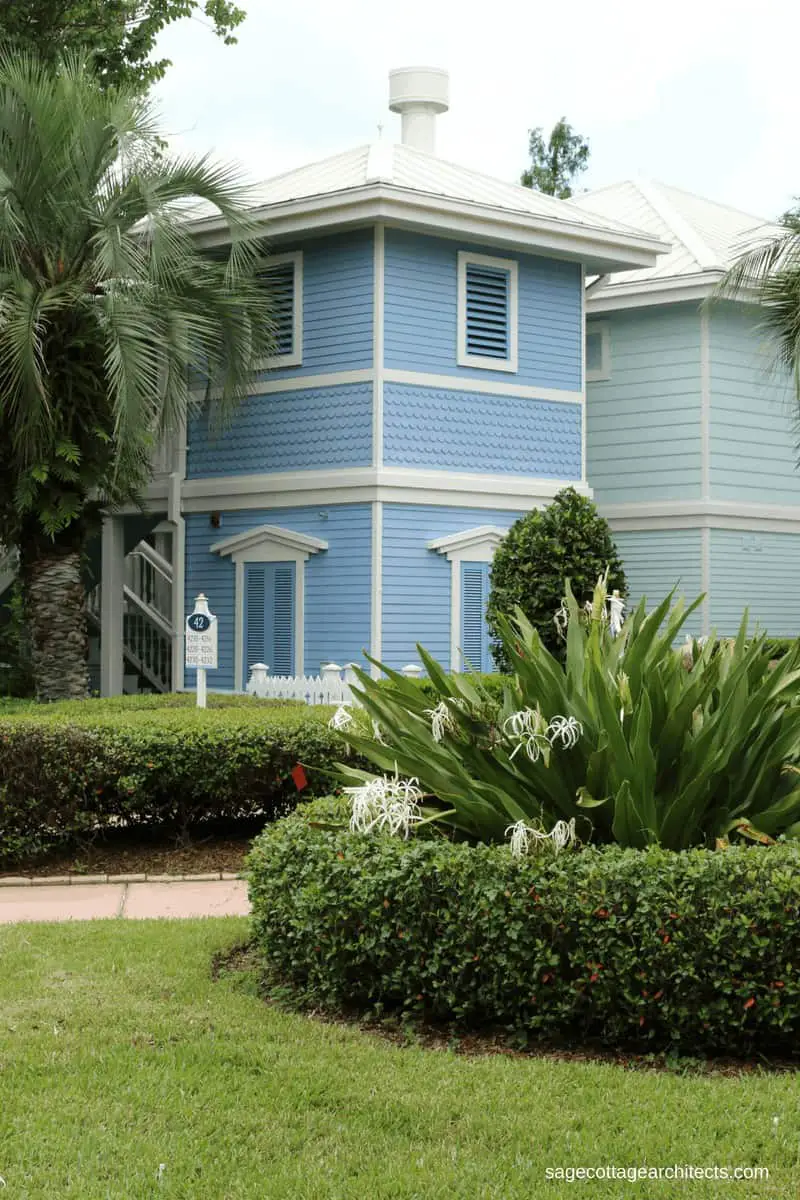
(88, 539), (174, 693)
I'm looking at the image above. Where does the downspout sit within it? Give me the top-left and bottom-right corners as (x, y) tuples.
(169, 413), (187, 691)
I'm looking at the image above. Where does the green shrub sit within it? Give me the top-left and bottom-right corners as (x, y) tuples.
(487, 487), (626, 668)
(0, 694), (344, 863)
(338, 578), (800, 849)
(375, 672), (506, 704)
(248, 808), (800, 1054)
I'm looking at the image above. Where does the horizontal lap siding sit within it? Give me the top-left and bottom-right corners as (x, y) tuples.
(263, 230), (374, 378)
(187, 229), (374, 479)
(612, 529), (703, 638)
(384, 230), (581, 391)
(187, 383), (372, 477)
(710, 304), (800, 504)
(185, 505), (372, 689)
(381, 503), (527, 671)
(710, 529), (800, 636)
(587, 306), (702, 503)
(383, 383), (581, 477)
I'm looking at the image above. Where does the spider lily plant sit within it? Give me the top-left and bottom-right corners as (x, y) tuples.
(336, 578), (800, 850)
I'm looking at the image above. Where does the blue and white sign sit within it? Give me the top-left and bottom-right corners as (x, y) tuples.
(185, 594), (218, 671)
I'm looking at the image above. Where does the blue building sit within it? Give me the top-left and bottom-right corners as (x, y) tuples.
(96, 68), (666, 694)
(573, 179), (799, 639)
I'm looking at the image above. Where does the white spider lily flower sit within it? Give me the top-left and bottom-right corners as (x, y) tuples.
(608, 590), (625, 637)
(505, 816), (577, 857)
(424, 700), (456, 743)
(503, 707), (551, 763)
(372, 720), (387, 745)
(344, 774), (424, 838)
(554, 599), (569, 640)
(547, 715), (583, 749)
(329, 705), (354, 732)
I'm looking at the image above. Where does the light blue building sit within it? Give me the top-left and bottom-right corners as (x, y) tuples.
(574, 180), (798, 639)
(97, 68), (665, 694)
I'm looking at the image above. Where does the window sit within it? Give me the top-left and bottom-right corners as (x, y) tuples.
(211, 522), (328, 687)
(460, 561), (493, 673)
(427, 525), (507, 672)
(244, 562), (296, 676)
(457, 251), (519, 372)
(585, 321), (610, 382)
(260, 251), (303, 367)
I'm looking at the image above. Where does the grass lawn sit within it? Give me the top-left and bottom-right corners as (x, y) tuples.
(0, 921), (798, 1198)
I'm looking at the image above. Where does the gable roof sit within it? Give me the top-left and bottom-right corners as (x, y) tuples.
(573, 179), (782, 310)
(189, 142), (669, 275)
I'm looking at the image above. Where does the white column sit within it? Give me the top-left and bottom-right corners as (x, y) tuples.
(100, 514), (125, 697)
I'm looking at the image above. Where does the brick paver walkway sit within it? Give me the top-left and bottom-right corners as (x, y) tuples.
(0, 879), (250, 924)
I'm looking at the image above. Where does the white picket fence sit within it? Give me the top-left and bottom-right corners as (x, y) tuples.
(245, 661), (422, 706)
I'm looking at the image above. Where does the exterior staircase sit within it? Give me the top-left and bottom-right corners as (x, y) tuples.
(88, 540), (174, 693)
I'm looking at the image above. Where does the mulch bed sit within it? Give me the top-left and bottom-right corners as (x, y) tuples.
(2, 824), (258, 879)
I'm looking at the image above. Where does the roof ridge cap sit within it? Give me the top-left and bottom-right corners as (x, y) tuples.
(633, 178), (720, 271)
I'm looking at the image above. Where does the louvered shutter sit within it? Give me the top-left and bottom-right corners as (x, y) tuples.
(465, 263), (510, 360)
(261, 261), (295, 356)
(271, 564), (295, 676)
(244, 564), (267, 670)
(243, 562), (296, 677)
(460, 561), (491, 672)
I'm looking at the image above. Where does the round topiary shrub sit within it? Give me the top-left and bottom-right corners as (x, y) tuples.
(248, 804), (800, 1056)
(487, 487), (626, 668)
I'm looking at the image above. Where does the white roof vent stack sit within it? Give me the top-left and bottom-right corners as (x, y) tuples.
(389, 67), (449, 155)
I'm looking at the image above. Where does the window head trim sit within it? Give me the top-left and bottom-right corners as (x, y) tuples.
(585, 320), (610, 383)
(457, 251), (519, 374)
(259, 250), (303, 369)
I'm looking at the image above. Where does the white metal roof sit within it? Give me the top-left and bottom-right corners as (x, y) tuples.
(573, 179), (782, 306)
(188, 143), (669, 275)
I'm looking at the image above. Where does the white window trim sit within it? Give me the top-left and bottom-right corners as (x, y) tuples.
(428, 526), (508, 671)
(457, 251), (519, 374)
(211, 523), (327, 687)
(259, 250), (303, 369)
(585, 320), (611, 383)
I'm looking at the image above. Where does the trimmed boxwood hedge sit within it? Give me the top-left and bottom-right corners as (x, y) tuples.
(248, 801), (800, 1055)
(0, 695), (347, 864)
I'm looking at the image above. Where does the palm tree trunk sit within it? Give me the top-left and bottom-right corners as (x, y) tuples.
(20, 538), (89, 702)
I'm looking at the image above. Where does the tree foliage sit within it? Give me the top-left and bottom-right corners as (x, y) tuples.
(0, 0), (245, 91)
(486, 488), (626, 668)
(0, 53), (274, 698)
(520, 118), (589, 198)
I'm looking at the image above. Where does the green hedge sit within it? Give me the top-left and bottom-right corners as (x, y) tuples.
(375, 672), (506, 704)
(0, 694), (344, 864)
(248, 802), (800, 1055)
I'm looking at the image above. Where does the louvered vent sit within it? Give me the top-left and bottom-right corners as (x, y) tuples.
(261, 261), (295, 356)
(272, 564), (295, 676)
(465, 263), (510, 360)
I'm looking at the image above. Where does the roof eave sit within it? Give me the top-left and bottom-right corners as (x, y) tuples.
(191, 182), (669, 273)
(585, 270), (727, 313)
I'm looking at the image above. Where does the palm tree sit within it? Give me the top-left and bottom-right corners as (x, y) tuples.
(718, 219), (800, 400)
(0, 53), (274, 701)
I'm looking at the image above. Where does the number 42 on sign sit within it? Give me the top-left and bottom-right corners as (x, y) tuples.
(185, 593), (218, 708)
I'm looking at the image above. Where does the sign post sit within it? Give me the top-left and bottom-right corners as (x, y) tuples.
(185, 594), (218, 709)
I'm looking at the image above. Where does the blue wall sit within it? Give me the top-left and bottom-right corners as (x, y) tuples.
(381, 503), (528, 670)
(260, 229), (373, 380)
(383, 382), (581, 476)
(587, 305), (702, 503)
(613, 528), (703, 638)
(384, 230), (582, 391)
(184, 504), (372, 689)
(187, 382), (372, 478)
(709, 528), (800, 636)
(187, 228), (374, 480)
(709, 304), (800, 504)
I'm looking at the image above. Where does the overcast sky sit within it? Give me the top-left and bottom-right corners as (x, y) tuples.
(153, 0), (799, 220)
